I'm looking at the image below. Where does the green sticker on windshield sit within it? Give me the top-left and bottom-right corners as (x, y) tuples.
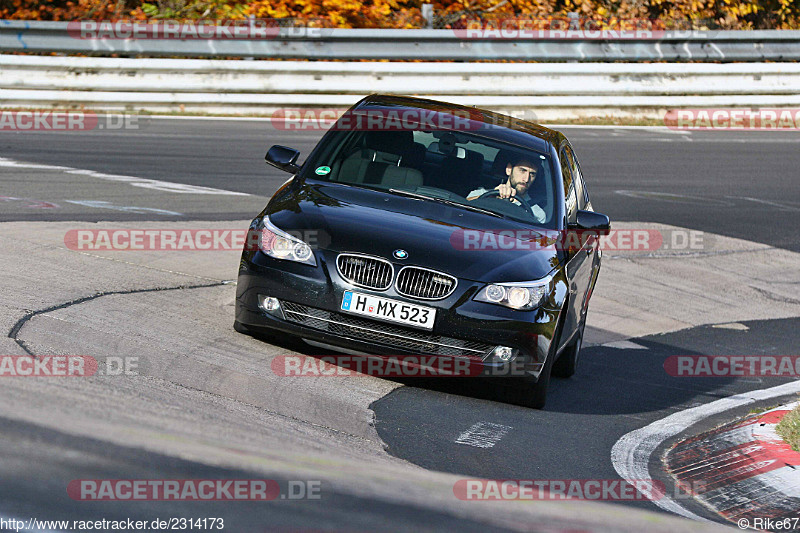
(315, 166), (331, 175)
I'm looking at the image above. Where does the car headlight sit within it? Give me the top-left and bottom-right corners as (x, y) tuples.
(474, 276), (552, 310)
(259, 217), (316, 266)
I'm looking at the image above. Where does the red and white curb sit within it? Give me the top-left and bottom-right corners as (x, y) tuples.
(612, 380), (800, 522)
(665, 402), (800, 528)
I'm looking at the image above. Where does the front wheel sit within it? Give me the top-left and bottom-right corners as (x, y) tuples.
(496, 311), (566, 409)
(525, 353), (553, 409)
(497, 345), (554, 409)
(552, 323), (583, 378)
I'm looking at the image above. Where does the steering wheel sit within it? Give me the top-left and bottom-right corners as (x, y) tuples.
(477, 188), (534, 214)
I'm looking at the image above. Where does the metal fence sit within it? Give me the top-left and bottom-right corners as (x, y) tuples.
(1, 20), (800, 61)
(1, 19), (798, 118)
(2, 53), (799, 119)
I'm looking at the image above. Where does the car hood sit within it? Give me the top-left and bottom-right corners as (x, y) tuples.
(267, 182), (561, 283)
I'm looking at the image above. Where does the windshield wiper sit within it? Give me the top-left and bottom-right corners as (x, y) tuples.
(388, 188), (504, 218)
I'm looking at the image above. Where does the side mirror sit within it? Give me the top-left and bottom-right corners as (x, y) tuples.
(265, 145), (301, 174)
(570, 210), (611, 235)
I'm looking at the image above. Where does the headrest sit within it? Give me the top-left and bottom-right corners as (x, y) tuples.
(363, 131), (414, 155)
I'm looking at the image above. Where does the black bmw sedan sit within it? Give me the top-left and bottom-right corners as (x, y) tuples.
(235, 94), (609, 408)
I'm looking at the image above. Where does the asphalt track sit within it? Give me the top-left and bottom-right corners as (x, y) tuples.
(1, 121), (798, 250)
(372, 317), (800, 516)
(2, 119), (800, 531)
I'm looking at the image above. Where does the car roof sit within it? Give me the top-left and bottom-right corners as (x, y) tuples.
(351, 94), (562, 153)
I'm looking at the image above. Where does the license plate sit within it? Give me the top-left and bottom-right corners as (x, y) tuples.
(341, 291), (436, 330)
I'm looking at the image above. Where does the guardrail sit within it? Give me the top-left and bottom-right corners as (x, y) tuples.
(2, 54), (799, 119)
(2, 20), (800, 61)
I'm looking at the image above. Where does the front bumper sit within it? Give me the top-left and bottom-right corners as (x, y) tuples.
(235, 249), (563, 380)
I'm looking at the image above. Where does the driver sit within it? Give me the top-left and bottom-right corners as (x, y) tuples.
(467, 156), (546, 223)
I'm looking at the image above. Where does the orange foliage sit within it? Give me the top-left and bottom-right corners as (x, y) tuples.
(0, 0), (797, 29)
(0, 0), (132, 20)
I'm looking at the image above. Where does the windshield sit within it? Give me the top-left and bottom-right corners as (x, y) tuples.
(301, 129), (557, 227)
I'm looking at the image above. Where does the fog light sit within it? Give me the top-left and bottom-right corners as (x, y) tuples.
(492, 346), (515, 362)
(258, 295), (281, 312)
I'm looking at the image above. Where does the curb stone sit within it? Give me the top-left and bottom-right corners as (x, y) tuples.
(665, 402), (800, 530)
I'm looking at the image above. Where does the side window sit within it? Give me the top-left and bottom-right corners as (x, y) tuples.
(560, 146), (577, 223)
(578, 174), (589, 209)
(560, 147), (573, 192)
(570, 149), (587, 211)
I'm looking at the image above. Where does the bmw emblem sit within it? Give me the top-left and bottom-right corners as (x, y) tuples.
(393, 249), (408, 260)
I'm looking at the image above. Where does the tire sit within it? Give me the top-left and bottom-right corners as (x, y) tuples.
(525, 350), (554, 409)
(552, 322), (583, 379)
(497, 343), (554, 409)
(497, 309), (566, 409)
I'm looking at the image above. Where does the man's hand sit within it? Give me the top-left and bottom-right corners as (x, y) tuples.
(495, 183), (516, 200)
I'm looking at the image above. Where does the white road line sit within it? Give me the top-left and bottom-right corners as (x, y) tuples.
(614, 190), (734, 207)
(455, 422), (512, 449)
(730, 196), (800, 213)
(611, 380), (800, 521)
(601, 340), (649, 350)
(0, 157), (249, 196)
(65, 200), (183, 216)
(711, 322), (749, 331)
(650, 128), (693, 136)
